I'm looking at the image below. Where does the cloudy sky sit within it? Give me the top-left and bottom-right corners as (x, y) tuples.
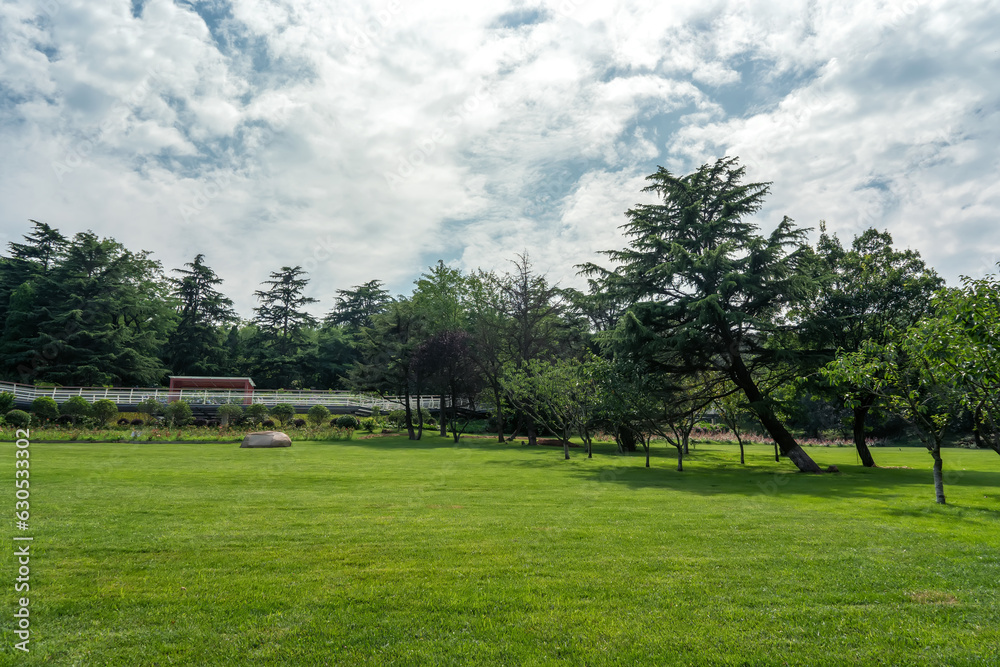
(1, 0), (998, 317)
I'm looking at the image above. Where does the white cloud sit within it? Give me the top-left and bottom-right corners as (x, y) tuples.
(1, 0), (998, 319)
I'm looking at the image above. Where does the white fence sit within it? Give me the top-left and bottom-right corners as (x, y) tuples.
(0, 381), (442, 411)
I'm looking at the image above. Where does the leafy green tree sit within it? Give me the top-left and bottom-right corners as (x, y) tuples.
(349, 299), (424, 439)
(822, 328), (961, 504)
(414, 329), (481, 443)
(164, 399), (193, 427)
(327, 280), (392, 331)
(502, 356), (602, 460)
(164, 254), (237, 376)
(583, 157), (823, 473)
(0, 392), (14, 414)
(92, 399), (119, 426)
(311, 323), (356, 390)
(307, 404), (331, 426)
(0, 220), (67, 326)
(802, 225), (943, 466)
(250, 266), (319, 388)
(13, 232), (172, 386)
(59, 396), (92, 425)
(269, 403), (296, 427)
(412, 262), (468, 435)
(31, 396), (59, 422)
(919, 274), (1000, 457)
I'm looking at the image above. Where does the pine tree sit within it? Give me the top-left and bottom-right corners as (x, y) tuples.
(164, 254), (237, 376)
(582, 157), (823, 473)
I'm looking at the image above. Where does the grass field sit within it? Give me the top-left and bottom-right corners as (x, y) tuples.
(2, 436), (999, 665)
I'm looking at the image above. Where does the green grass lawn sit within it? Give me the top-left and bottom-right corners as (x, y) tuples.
(3, 436), (999, 665)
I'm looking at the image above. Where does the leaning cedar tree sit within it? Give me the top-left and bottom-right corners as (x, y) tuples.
(581, 156), (824, 472)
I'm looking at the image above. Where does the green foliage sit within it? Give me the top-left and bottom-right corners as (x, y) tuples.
(164, 254), (237, 376)
(250, 266), (319, 388)
(269, 403), (296, 426)
(359, 416), (380, 433)
(216, 403), (245, 426)
(59, 395), (93, 423)
(137, 397), (163, 422)
(0, 392), (14, 414)
(91, 399), (119, 426)
(307, 404), (331, 426)
(336, 414), (361, 429)
(582, 157), (822, 471)
(31, 395), (59, 421)
(164, 400), (193, 427)
(244, 403), (269, 425)
(327, 279), (392, 331)
(4, 409), (31, 428)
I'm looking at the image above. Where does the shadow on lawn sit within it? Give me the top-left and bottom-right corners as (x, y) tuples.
(479, 444), (1000, 502)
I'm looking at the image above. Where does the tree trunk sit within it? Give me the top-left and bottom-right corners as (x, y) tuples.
(739, 436), (745, 465)
(439, 394), (447, 437)
(643, 437), (650, 468)
(563, 430), (570, 460)
(730, 355), (822, 473)
(676, 445), (683, 472)
(403, 385), (416, 440)
(527, 421), (537, 446)
(852, 397), (877, 467)
(493, 384), (505, 443)
(774, 440), (779, 462)
(931, 444), (946, 505)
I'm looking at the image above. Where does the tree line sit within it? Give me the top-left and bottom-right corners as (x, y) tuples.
(4, 157), (999, 502)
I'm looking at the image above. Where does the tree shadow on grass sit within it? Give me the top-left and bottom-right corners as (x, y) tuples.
(480, 444), (1000, 503)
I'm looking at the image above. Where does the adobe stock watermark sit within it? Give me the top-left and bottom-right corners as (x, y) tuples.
(51, 68), (163, 184)
(344, 0), (404, 56)
(383, 83), (493, 191)
(12, 429), (33, 653)
(878, 0), (926, 30)
(177, 122), (286, 224)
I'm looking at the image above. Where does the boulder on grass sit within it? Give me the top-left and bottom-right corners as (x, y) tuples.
(240, 431), (292, 448)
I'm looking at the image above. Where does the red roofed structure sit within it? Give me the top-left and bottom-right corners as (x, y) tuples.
(167, 376), (255, 404)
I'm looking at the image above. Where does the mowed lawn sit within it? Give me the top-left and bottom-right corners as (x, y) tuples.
(3, 436), (999, 666)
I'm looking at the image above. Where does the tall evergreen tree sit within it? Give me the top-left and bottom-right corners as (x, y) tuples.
(582, 157), (824, 473)
(250, 266), (318, 387)
(327, 280), (392, 331)
(12, 232), (172, 385)
(164, 254), (237, 376)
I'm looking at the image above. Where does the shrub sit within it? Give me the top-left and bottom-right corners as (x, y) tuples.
(60, 395), (93, 424)
(336, 414), (360, 429)
(55, 415), (74, 425)
(192, 419), (208, 427)
(92, 399), (119, 426)
(245, 403), (269, 425)
(130, 418), (144, 426)
(360, 417), (380, 433)
(5, 409), (31, 428)
(269, 403), (296, 426)
(216, 403), (244, 427)
(137, 397), (163, 422)
(307, 404), (331, 426)
(292, 418), (307, 428)
(386, 408), (435, 428)
(262, 419), (275, 428)
(164, 400), (193, 427)
(0, 392), (15, 414)
(117, 418), (130, 426)
(31, 396), (59, 422)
